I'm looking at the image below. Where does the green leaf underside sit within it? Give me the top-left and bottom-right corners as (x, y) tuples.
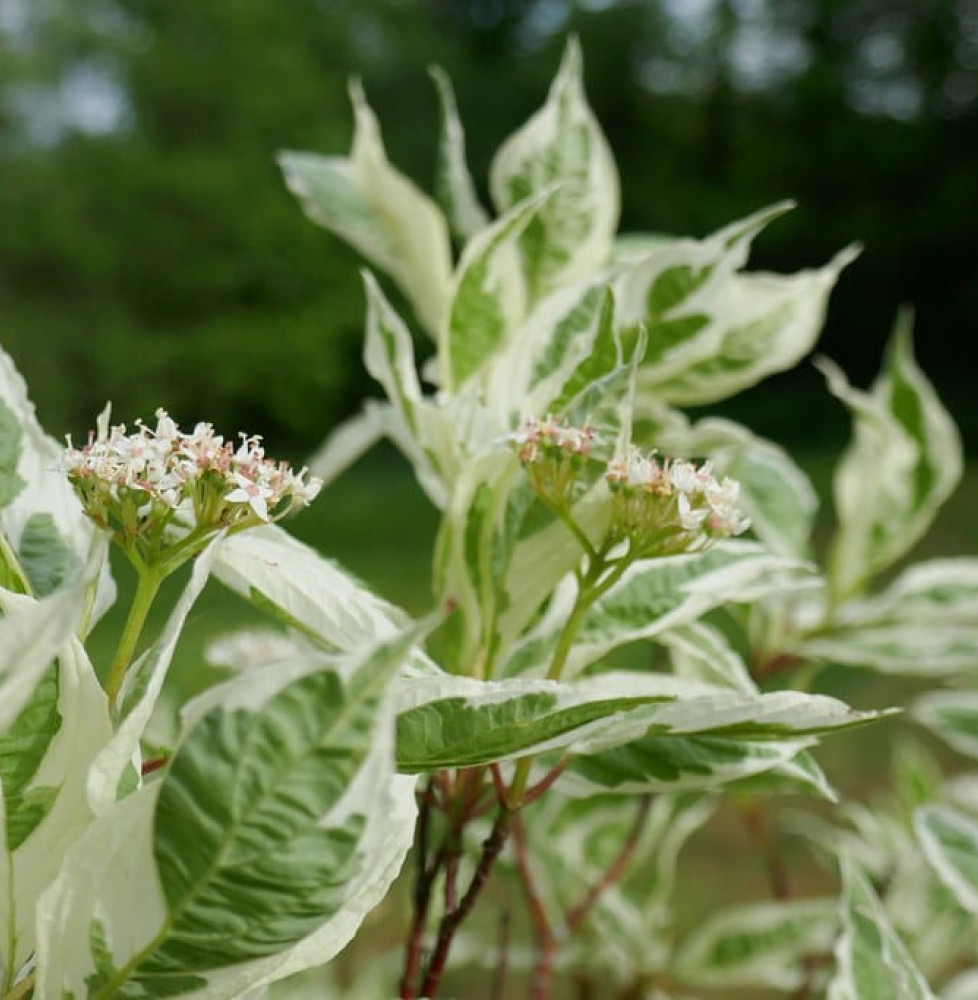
(395, 692), (665, 771)
(19, 512), (77, 597)
(0, 397), (26, 508)
(566, 735), (805, 791)
(92, 670), (376, 996)
(0, 663), (61, 851)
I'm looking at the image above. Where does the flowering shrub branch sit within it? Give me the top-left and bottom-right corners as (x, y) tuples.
(1, 36), (976, 1000)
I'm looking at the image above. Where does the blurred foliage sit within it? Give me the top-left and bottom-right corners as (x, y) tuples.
(0, 0), (976, 455)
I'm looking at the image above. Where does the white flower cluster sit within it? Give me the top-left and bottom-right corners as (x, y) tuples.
(508, 415), (598, 464)
(64, 408), (321, 537)
(606, 447), (750, 540)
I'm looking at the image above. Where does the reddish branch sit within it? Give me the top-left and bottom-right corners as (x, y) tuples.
(418, 803), (516, 997)
(514, 797), (653, 1000)
(739, 801), (791, 901)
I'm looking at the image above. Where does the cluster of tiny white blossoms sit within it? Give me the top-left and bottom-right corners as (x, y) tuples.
(606, 447), (750, 551)
(63, 409), (321, 557)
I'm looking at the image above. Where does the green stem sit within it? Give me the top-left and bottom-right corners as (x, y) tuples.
(104, 567), (163, 711)
(0, 528), (32, 596)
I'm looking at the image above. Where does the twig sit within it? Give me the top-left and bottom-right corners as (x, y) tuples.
(490, 908), (511, 1000)
(565, 797), (652, 933)
(512, 816), (553, 944)
(530, 797), (653, 1000)
(521, 759), (568, 807)
(400, 779), (441, 1000)
(419, 804), (515, 997)
(739, 800), (791, 901)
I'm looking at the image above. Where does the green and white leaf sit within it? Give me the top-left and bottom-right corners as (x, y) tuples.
(827, 855), (937, 1000)
(429, 65), (489, 242)
(837, 557), (978, 628)
(658, 621), (755, 693)
(278, 82), (452, 335)
(489, 37), (619, 303)
(561, 733), (816, 796)
(0, 582), (86, 731)
(614, 202), (791, 385)
(214, 524), (414, 652)
(394, 670), (698, 772)
(504, 541), (816, 678)
(793, 623), (978, 677)
(0, 611), (111, 987)
(915, 805), (978, 916)
(395, 667), (885, 777)
(642, 245), (857, 406)
(915, 692), (978, 761)
(37, 629), (423, 999)
(672, 898), (837, 991)
(87, 536), (223, 816)
(823, 314), (963, 602)
(0, 347), (114, 610)
(441, 187), (554, 390)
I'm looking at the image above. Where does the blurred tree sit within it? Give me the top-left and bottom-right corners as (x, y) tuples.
(0, 0), (975, 452)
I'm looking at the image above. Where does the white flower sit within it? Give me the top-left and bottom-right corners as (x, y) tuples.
(224, 471), (275, 521)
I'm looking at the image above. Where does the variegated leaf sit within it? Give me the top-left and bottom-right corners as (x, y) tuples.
(642, 246), (857, 406)
(0, 600), (110, 988)
(396, 669), (886, 776)
(0, 347), (115, 615)
(614, 203), (792, 383)
(213, 524), (413, 652)
(504, 541), (816, 678)
(838, 557), (978, 627)
(279, 83), (452, 335)
(915, 805), (978, 916)
(827, 855), (937, 1000)
(915, 692), (978, 760)
(672, 898), (837, 991)
(36, 629), (424, 999)
(429, 65), (490, 242)
(441, 188), (554, 390)
(489, 37), (619, 303)
(823, 314), (962, 601)
(793, 624), (978, 677)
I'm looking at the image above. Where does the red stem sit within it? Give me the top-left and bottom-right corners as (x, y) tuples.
(400, 780), (441, 1000)
(418, 804), (515, 997)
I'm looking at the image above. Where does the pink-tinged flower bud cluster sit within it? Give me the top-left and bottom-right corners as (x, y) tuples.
(506, 415), (599, 509)
(606, 447), (750, 553)
(508, 415), (597, 464)
(64, 409), (321, 561)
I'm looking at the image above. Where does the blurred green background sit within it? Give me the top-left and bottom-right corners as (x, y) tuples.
(1, 0), (976, 461)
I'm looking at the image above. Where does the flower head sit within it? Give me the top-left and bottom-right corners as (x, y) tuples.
(64, 408), (322, 565)
(605, 446), (749, 555)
